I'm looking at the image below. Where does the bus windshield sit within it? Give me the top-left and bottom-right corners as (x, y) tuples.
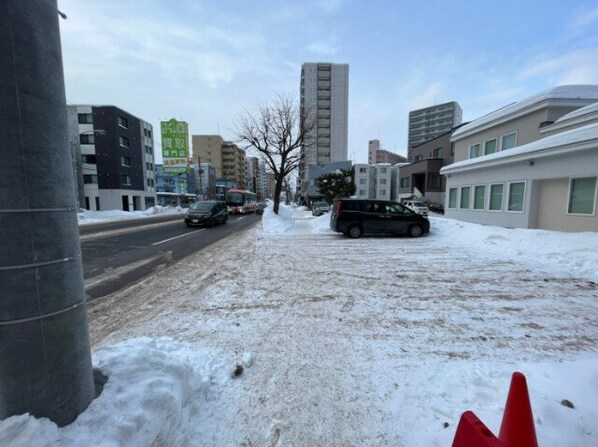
(226, 193), (244, 205)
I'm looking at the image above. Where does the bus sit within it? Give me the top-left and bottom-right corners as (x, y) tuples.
(225, 189), (257, 214)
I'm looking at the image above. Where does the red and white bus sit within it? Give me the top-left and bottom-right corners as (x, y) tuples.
(225, 189), (257, 214)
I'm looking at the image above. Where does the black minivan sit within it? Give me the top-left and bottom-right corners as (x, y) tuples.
(330, 198), (430, 238)
(184, 201), (228, 227)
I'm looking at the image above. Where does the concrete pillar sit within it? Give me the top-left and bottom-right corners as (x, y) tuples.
(0, 0), (95, 426)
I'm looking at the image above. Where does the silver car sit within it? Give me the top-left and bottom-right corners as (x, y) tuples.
(312, 201), (330, 216)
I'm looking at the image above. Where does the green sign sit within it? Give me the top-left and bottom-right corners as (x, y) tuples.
(161, 119), (189, 174)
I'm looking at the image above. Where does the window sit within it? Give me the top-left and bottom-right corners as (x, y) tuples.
(428, 174), (441, 189)
(568, 177), (597, 215)
(501, 132), (517, 150)
(473, 185), (486, 210)
(359, 178), (366, 185)
(80, 134), (95, 144)
(145, 145), (152, 154)
(459, 186), (470, 209)
(469, 144), (481, 158)
(489, 184), (504, 211)
(448, 188), (457, 208)
(379, 189), (387, 196)
(433, 147), (443, 158)
(415, 154), (424, 162)
(121, 156), (130, 167)
(81, 154), (96, 164)
(400, 176), (410, 188)
(118, 116), (129, 128)
(359, 167), (367, 173)
(122, 175), (132, 185)
(507, 182), (525, 212)
(359, 189), (366, 195)
(83, 174), (97, 184)
(119, 136), (129, 147)
(380, 178), (387, 185)
(78, 113), (93, 124)
(380, 168), (387, 174)
(484, 138), (497, 155)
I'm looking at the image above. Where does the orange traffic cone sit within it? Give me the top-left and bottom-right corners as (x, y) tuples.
(498, 372), (538, 447)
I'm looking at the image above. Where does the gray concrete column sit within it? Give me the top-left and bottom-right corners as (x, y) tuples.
(0, 0), (95, 426)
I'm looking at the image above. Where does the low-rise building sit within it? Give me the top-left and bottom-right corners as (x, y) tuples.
(441, 86), (598, 231)
(354, 163), (392, 200)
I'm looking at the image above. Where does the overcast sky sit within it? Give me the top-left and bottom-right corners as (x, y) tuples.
(58, 0), (598, 164)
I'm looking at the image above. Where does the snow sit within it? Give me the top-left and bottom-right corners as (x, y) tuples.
(452, 85), (598, 139)
(441, 122), (598, 174)
(552, 101), (598, 124)
(77, 205), (185, 225)
(2, 205), (598, 446)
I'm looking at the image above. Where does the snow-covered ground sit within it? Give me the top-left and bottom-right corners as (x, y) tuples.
(2, 205), (597, 446)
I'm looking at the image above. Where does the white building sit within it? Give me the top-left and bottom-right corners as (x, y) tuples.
(441, 86), (598, 232)
(354, 163), (392, 200)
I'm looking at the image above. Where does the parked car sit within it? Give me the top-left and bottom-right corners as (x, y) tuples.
(184, 201), (228, 227)
(330, 198), (430, 238)
(401, 200), (429, 217)
(256, 202), (267, 215)
(312, 201), (330, 216)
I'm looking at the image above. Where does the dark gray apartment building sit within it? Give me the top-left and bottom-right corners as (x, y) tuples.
(408, 101), (462, 159)
(68, 105), (156, 211)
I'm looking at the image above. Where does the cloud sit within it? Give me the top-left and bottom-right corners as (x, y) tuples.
(566, 4), (598, 33)
(517, 48), (598, 85)
(307, 40), (339, 56)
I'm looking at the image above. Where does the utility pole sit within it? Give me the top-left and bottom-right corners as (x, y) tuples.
(0, 0), (95, 426)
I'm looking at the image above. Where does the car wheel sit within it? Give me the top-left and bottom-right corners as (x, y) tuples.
(409, 224), (423, 238)
(348, 225), (363, 238)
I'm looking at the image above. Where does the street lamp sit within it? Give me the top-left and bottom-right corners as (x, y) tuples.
(70, 129), (105, 209)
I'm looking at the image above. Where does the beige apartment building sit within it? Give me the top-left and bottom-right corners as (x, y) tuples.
(192, 135), (246, 188)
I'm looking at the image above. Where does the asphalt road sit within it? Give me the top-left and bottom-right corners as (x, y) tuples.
(80, 212), (261, 300)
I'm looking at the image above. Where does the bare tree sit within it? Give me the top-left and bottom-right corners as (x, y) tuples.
(234, 93), (315, 214)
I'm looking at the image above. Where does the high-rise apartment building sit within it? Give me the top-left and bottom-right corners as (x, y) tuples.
(407, 101), (462, 159)
(68, 105), (156, 211)
(299, 62), (349, 203)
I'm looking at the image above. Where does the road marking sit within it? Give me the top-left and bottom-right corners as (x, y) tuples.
(152, 229), (205, 246)
(80, 219), (184, 241)
(234, 216), (247, 222)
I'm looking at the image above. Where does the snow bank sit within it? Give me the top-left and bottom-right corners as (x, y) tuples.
(0, 338), (223, 447)
(260, 203), (295, 233)
(430, 215), (598, 282)
(78, 206), (184, 225)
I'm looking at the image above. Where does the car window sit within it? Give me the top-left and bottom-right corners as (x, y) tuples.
(190, 202), (213, 211)
(388, 203), (413, 215)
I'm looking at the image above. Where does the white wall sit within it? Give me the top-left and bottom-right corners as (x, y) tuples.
(444, 147), (598, 230)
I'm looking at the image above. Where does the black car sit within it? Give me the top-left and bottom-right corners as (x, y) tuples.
(330, 198), (430, 238)
(256, 202), (267, 215)
(184, 201), (228, 227)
